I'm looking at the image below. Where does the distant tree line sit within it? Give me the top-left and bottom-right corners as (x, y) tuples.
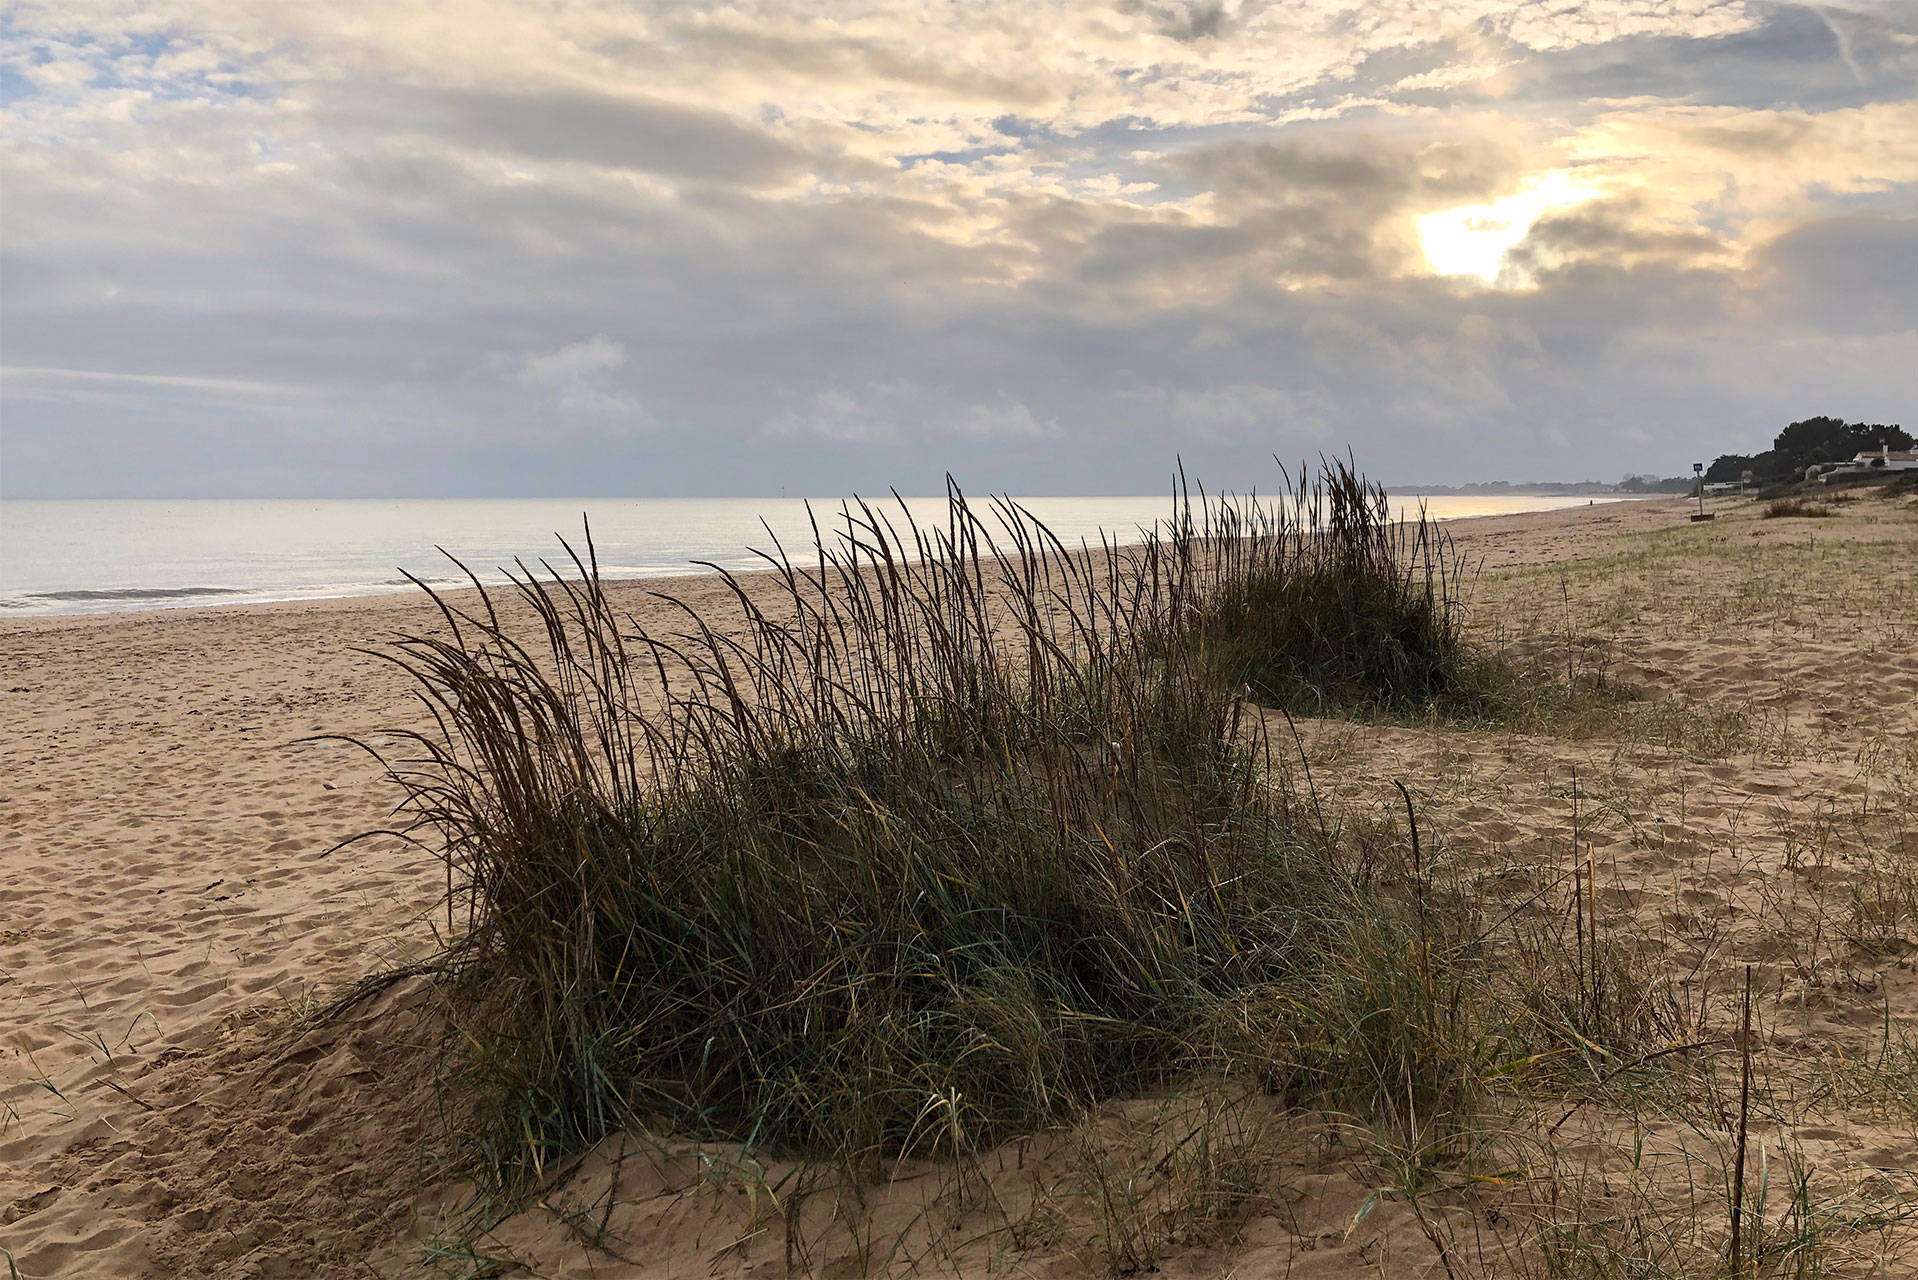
(1616, 474), (1693, 494)
(1705, 416), (1912, 484)
(1416, 475), (1696, 495)
(1414, 480), (1621, 495)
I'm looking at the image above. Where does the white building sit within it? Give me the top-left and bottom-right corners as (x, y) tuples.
(1817, 446), (1918, 482)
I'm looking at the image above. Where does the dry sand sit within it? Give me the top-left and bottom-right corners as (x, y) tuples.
(4, 492), (1916, 1276)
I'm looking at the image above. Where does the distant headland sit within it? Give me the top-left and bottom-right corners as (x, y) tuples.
(1396, 475), (1690, 496)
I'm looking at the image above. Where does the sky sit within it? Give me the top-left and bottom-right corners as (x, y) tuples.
(1, 0), (1914, 498)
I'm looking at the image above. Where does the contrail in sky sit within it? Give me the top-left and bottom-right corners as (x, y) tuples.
(1813, 5), (1869, 85)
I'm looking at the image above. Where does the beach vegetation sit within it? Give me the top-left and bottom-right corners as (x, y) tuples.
(1177, 461), (1471, 715)
(295, 465), (1918, 1274)
(1762, 498), (1836, 519)
(352, 462), (1508, 1197)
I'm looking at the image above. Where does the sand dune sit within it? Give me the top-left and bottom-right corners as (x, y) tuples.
(5, 492), (1916, 1277)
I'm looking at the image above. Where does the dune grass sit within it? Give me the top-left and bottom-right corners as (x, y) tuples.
(1762, 498), (1836, 520)
(1175, 461), (1470, 714)
(346, 462), (1522, 1195)
(327, 467), (1918, 1275)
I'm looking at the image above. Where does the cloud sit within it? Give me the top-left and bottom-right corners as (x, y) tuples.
(370, 85), (830, 189)
(1120, 1), (1235, 43)
(1, 365), (308, 398)
(1811, 4), (1869, 85)
(952, 398), (1059, 439)
(0, 0), (1913, 496)
(766, 382), (1057, 444)
(516, 335), (638, 415)
(1756, 214), (1918, 334)
(765, 383), (911, 444)
(1123, 384), (1331, 442)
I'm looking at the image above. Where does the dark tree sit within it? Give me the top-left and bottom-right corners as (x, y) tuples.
(1850, 422), (1914, 451)
(1768, 417), (1913, 475)
(1693, 417), (1906, 487)
(1771, 416), (1853, 466)
(1705, 454), (1753, 483)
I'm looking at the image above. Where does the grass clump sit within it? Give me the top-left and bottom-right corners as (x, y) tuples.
(354, 464), (1493, 1194)
(1762, 497), (1836, 519)
(1187, 461), (1469, 715)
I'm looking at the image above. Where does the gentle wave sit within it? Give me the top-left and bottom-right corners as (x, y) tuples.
(23, 586), (250, 603)
(0, 566), (740, 617)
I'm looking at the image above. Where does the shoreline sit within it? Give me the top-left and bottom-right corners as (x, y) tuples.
(0, 494), (1656, 630)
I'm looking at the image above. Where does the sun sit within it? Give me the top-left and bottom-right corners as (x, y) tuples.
(1417, 172), (1593, 284)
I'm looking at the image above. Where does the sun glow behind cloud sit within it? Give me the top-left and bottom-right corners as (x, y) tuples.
(1417, 172), (1597, 284)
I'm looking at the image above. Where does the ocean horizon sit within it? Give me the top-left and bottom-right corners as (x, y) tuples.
(0, 493), (1622, 617)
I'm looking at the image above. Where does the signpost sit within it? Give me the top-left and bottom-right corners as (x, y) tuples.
(1691, 462), (1714, 522)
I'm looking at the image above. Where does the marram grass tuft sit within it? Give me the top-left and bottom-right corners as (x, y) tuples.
(349, 462), (1501, 1191)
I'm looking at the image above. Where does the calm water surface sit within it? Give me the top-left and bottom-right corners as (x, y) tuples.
(0, 495), (1614, 617)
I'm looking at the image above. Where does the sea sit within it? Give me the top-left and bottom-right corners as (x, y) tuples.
(0, 494), (1613, 617)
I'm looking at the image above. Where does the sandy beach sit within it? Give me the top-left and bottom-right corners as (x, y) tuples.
(5, 491), (1916, 1277)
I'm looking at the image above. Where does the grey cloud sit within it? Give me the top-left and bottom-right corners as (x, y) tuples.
(358, 85), (826, 187)
(3, 258), (1909, 498)
(1121, 383), (1333, 443)
(1056, 206), (1392, 293)
(1757, 214), (1918, 335)
(1506, 199), (1734, 276)
(1489, 4), (1918, 112)
(1117, 1), (1234, 43)
(1, 1), (1913, 500)
(1170, 129), (1524, 212)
